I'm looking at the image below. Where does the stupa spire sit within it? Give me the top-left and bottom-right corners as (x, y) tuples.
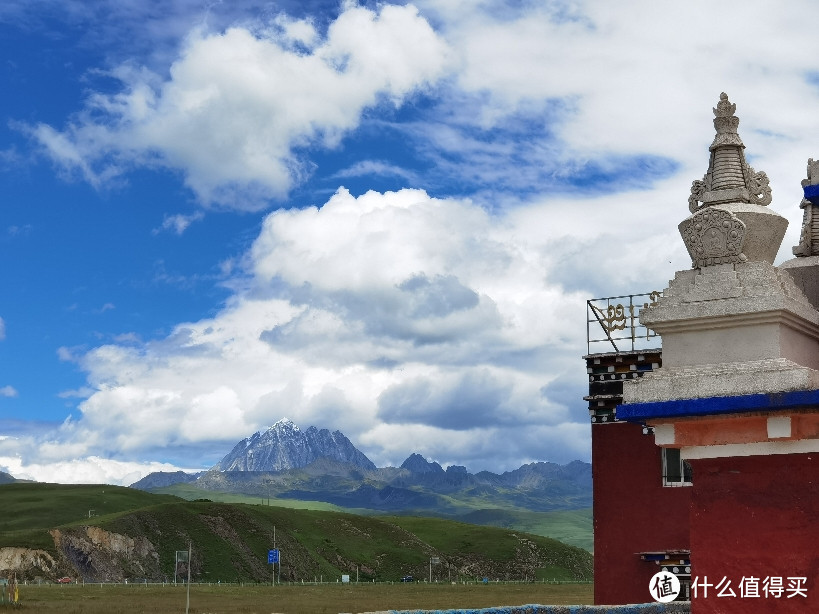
(679, 93), (787, 269)
(688, 92), (772, 213)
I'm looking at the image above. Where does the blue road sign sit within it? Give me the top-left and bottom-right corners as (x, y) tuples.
(268, 549), (279, 564)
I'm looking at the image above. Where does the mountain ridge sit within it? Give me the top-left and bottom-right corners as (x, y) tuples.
(131, 419), (592, 536)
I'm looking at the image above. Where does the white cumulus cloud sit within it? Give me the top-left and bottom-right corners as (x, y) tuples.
(10, 187), (643, 479)
(29, 4), (450, 210)
(0, 453), (195, 486)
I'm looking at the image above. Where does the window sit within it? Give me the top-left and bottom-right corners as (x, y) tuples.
(662, 447), (692, 486)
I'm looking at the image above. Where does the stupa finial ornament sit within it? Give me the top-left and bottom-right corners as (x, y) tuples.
(687, 92), (772, 214)
(712, 91), (740, 142)
(679, 93), (787, 269)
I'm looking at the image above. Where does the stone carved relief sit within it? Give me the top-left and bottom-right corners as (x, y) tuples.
(682, 208), (748, 268)
(746, 168), (772, 206)
(793, 202), (813, 256)
(793, 158), (819, 256)
(688, 179), (707, 214)
(689, 165), (772, 212)
(806, 158), (819, 184)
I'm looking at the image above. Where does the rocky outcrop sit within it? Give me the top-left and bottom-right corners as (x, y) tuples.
(50, 527), (161, 582)
(0, 547), (58, 578)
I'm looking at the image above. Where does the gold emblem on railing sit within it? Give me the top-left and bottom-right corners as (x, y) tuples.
(590, 303), (627, 333)
(586, 291), (662, 353)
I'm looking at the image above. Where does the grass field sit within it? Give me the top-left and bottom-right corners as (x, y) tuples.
(0, 483), (591, 584)
(0, 483), (180, 550)
(151, 484), (349, 513)
(456, 509), (592, 552)
(153, 484), (594, 552)
(2, 581), (594, 613)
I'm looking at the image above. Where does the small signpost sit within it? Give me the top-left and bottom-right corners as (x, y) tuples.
(268, 548), (280, 585)
(175, 544), (192, 614)
(174, 549), (189, 585)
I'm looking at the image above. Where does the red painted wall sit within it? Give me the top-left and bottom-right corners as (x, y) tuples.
(592, 421), (691, 605)
(689, 452), (819, 613)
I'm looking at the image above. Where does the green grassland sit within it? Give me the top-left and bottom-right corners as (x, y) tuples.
(383, 516), (591, 582)
(149, 482), (348, 512)
(0, 483), (180, 551)
(0, 483), (180, 532)
(0, 483), (592, 586)
(457, 508), (593, 552)
(152, 483), (594, 551)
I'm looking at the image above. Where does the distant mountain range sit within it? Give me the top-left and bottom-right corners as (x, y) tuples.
(131, 419), (592, 518)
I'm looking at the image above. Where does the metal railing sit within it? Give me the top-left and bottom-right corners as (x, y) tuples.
(586, 291), (662, 354)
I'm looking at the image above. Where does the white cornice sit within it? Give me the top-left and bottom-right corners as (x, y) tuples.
(681, 438), (819, 460)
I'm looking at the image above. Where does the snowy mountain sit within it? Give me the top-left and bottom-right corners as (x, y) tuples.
(212, 418), (377, 472)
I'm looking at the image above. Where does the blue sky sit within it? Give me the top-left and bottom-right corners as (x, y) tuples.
(2, 0), (819, 484)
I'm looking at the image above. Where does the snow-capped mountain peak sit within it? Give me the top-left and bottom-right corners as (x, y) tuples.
(213, 419), (376, 472)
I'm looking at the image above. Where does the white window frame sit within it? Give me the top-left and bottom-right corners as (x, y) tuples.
(662, 447), (692, 487)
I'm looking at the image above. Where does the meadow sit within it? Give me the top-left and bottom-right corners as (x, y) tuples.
(2, 581), (594, 614)
(0, 483), (592, 585)
(154, 484), (594, 552)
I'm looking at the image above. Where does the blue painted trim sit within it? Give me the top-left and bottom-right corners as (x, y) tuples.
(804, 183), (819, 203)
(618, 389), (819, 421)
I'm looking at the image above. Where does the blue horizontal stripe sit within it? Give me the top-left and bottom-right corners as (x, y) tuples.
(618, 389), (819, 421)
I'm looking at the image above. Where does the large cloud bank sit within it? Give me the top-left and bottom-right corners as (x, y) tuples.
(5, 0), (819, 483)
(8, 187), (653, 482)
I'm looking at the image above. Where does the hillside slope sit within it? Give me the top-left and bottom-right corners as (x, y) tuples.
(0, 484), (592, 584)
(0, 483), (180, 542)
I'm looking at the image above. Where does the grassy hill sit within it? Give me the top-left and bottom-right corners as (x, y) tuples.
(0, 483), (592, 584)
(457, 508), (593, 552)
(151, 482), (594, 551)
(0, 482), (181, 550)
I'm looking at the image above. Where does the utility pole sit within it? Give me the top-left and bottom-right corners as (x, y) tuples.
(185, 542), (191, 614)
(274, 526), (280, 585)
